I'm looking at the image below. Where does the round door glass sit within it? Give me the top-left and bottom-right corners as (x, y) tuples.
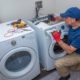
(5, 51), (31, 72)
(53, 35), (68, 54)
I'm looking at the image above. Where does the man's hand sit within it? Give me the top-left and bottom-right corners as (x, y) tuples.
(52, 31), (61, 42)
(56, 16), (64, 21)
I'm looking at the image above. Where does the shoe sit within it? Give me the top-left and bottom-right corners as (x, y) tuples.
(59, 74), (70, 80)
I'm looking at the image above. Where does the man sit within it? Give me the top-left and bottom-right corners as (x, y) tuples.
(52, 7), (80, 80)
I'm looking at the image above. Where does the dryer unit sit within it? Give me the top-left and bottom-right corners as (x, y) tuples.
(0, 21), (40, 80)
(27, 20), (69, 71)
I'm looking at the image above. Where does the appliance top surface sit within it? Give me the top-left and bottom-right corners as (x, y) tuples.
(29, 14), (64, 30)
(36, 21), (65, 30)
(0, 20), (34, 42)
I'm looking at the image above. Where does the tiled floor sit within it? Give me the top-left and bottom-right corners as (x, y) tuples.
(33, 64), (56, 80)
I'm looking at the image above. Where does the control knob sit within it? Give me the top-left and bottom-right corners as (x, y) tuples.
(11, 41), (16, 45)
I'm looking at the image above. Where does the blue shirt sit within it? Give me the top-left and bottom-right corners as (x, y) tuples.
(68, 26), (80, 54)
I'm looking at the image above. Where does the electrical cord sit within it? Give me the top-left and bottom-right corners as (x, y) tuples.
(4, 26), (31, 37)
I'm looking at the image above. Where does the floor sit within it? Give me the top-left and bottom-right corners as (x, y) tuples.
(33, 64), (56, 80)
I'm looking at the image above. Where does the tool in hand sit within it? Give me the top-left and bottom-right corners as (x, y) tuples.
(52, 31), (61, 42)
(14, 23), (27, 28)
(48, 14), (56, 22)
(7, 19), (21, 25)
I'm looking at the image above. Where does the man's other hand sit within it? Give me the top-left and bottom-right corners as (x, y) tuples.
(52, 31), (61, 42)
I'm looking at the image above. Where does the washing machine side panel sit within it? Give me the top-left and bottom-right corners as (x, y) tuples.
(44, 37), (56, 71)
(38, 31), (50, 69)
(35, 29), (44, 60)
(31, 28), (49, 69)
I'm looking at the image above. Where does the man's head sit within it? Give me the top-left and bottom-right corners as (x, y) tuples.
(60, 7), (80, 25)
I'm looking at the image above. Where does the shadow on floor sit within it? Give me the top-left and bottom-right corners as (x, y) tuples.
(33, 64), (56, 80)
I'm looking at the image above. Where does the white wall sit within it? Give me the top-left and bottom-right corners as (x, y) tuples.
(40, 0), (55, 15)
(1, 0), (80, 23)
(55, 0), (80, 14)
(0, 0), (55, 23)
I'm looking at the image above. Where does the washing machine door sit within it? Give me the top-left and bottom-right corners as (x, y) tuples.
(0, 47), (37, 79)
(49, 35), (68, 59)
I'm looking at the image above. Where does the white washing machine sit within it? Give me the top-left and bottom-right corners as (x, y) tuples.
(0, 21), (40, 80)
(27, 18), (69, 71)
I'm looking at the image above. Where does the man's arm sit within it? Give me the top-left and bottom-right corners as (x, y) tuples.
(56, 16), (64, 21)
(48, 15), (64, 22)
(58, 40), (77, 54)
(52, 31), (77, 54)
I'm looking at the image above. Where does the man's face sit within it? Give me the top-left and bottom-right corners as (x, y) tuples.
(63, 17), (73, 25)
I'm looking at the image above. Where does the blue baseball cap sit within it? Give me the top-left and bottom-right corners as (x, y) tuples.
(60, 7), (80, 19)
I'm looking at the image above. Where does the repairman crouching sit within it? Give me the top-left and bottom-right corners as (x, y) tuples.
(52, 7), (80, 80)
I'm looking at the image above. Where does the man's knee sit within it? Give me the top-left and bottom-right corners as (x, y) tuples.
(54, 59), (62, 68)
(54, 58), (65, 68)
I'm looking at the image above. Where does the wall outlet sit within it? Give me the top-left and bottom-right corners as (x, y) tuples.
(35, 1), (43, 8)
